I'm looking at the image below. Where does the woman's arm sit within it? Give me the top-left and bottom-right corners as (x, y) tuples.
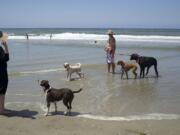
(2, 41), (9, 54)
(0, 41), (9, 62)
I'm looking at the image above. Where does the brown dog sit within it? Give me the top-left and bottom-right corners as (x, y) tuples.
(117, 60), (137, 79)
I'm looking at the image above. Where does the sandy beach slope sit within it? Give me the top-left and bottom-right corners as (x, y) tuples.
(1, 112), (180, 135)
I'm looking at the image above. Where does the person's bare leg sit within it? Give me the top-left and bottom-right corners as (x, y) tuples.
(0, 95), (5, 114)
(112, 62), (115, 74)
(107, 63), (111, 73)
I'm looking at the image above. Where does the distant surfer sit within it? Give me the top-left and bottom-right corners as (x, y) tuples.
(26, 33), (29, 40)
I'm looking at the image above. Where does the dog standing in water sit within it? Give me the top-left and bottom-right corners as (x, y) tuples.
(130, 53), (159, 78)
(117, 60), (137, 79)
(40, 80), (82, 116)
(64, 62), (84, 81)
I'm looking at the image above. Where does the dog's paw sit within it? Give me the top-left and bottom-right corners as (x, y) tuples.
(44, 113), (49, 116)
(64, 111), (67, 115)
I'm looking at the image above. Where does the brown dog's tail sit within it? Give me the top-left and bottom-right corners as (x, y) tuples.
(73, 88), (83, 94)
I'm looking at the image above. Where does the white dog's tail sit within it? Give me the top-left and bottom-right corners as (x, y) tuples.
(73, 88), (83, 94)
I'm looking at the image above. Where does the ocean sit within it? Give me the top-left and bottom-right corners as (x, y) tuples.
(1, 28), (180, 134)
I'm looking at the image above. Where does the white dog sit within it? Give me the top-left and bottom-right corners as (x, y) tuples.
(64, 62), (84, 81)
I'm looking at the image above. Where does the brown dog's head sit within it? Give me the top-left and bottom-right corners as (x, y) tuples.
(117, 60), (125, 67)
(40, 80), (50, 92)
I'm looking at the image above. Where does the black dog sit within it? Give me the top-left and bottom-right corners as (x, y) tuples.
(130, 54), (158, 78)
(40, 80), (82, 116)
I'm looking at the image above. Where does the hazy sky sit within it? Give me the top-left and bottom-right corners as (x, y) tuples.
(0, 0), (180, 28)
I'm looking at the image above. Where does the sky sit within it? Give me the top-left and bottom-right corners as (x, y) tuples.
(0, 0), (180, 28)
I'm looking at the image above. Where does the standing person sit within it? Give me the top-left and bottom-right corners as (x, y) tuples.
(104, 29), (116, 73)
(26, 33), (29, 40)
(50, 33), (52, 40)
(0, 31), (9, 115)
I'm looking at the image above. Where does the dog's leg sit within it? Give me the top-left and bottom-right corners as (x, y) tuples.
(63, 99), (70, 115)
(146, 66), (151, 76)
(121, 70), (124, 79)
(77, 72), (84, 78)
(67, 72), (70, 80)
(54, 102), (57, 113)
(44, 102), (50, 116)
(132, 67), (137, 79)
(142, 68), (145, 78)
(77, 72), (82, 78)
(140, 68), (143, 78)
(125, 71), (128, 79)
(69, 73), (72, 81)
(80, 73), (84, 78)
(68, 99), (73, 116)
(154, 64), (159, 78)
(140, 66), (145, 78)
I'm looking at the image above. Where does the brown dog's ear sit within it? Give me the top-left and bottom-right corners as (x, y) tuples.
(117, 60), (123, 65)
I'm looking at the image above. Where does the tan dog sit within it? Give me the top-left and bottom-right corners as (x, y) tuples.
(117, 60), (137, 79)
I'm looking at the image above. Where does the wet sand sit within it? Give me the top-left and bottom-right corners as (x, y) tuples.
(1, 111), (180, 135)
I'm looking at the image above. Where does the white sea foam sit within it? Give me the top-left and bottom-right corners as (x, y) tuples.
(20, 68), (64, 74)
(7, 93), (41, 97)
(76, 113), (180, 121)
(8, 33), (180, 43)
(36, 103), (180, 121)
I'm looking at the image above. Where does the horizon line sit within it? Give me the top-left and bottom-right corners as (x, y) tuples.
(1, 27), (180, 30)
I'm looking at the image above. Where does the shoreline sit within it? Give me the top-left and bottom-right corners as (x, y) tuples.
(1, 110), (180, 135)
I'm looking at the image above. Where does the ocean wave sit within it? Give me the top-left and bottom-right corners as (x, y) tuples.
(8, 33), (180, 43)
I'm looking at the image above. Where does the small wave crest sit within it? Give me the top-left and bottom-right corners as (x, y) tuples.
(9, 68), (64, 76)
(21, 68), (64, 74)
(76, 113), (180, 121)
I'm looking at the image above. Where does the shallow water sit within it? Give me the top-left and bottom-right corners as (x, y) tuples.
(5, 39), (180, 120)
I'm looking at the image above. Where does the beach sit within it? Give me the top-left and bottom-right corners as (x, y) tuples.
(1, 113), (180, 135)
(1, 28), (180, 135)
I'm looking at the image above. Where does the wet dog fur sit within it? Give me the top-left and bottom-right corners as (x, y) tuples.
(130, 53), (159, 78)
(117, 60), (137, 79)
(64, 62), (84, 81)
(40, 80), (82, 116)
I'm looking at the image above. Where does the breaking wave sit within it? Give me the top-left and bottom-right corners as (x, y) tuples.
(8, 33), (180, 43)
